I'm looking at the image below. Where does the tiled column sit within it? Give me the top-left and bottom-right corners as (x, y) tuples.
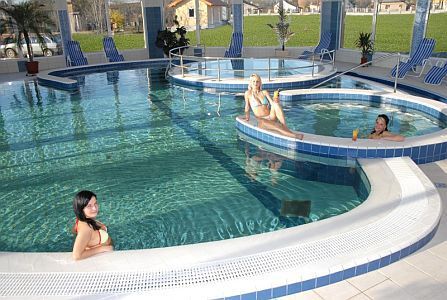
(410, 0), (431, 56)
(54, 0), (71, 57)
(320, 0), (343, 51)
(232, 0), (243, 34)
(141, 0), (164, 58)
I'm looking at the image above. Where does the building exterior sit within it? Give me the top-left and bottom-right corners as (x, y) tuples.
(379, 0), (411, 12)
(168, 0), (227, 30)
(243, 0), (260, 15)
(273, 0), (299, 13)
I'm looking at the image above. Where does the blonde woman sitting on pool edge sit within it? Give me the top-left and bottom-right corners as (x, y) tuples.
(368, 114), (405, 142)
(244, 74), (304, 140)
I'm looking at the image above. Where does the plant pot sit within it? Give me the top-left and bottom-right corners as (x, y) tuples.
(275, 49), (289, 57)
(26, 61), (39, 75)
(360, 56), (368, 66)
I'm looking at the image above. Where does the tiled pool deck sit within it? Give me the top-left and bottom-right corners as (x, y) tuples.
(0, 62), (447, 299)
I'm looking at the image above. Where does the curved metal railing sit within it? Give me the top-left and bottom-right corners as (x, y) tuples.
(310, 52), (402, 92)
(167, 45), (336, 82)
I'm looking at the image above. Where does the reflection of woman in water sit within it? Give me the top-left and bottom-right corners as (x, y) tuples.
(245, 144), (283, 185)
(244, 74), (304, 140)
(368, 114), (405, 141)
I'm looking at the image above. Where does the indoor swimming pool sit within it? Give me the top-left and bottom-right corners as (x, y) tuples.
(0, 67), (369, 253)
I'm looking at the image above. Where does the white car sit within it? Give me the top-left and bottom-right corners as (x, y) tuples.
(0, 35), (62, 58)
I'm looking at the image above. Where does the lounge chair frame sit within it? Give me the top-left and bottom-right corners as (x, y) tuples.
(66, 40), (88, 67)
(103, 36), (124, 62)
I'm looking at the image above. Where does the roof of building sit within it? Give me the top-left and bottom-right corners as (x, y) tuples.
(243, 0), (260, 9)
(168, 0), (227, 8)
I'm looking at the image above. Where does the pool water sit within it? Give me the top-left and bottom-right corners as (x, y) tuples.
(0, 68), (367, 252)
(283, 101), (446, 138)
(185, 58), (316, 79)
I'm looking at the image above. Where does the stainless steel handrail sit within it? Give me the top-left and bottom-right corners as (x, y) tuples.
(310, 52), (401, 92)
(393, 53), (401, 93)
(167, 46), (336, 82)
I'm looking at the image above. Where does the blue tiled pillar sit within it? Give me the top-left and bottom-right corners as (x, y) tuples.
(410, 0), (431, 56)
(320, 0), (343, 51)
(55, 0), (71, 58)
(232, 0), (243, 34)
(141, 0), (164, 58)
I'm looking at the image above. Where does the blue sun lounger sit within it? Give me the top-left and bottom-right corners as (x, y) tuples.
(391, 38), (435, 79)
(103, 36), (124, 62)
(424, 62), (447, 85)
(224, 32), (243, 58)
(299, 31), (332, 60)
(66, 40), (88, 67)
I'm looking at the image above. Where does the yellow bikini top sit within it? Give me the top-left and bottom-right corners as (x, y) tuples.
(98, 229), (109, 245)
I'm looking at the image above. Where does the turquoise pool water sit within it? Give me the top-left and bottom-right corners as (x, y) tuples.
(0, 68), (368, 252)
(284, 101), (446, 138)
(184, 58), (317, 78)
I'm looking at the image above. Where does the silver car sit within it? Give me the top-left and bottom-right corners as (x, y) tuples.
(0, 35), (62, 58)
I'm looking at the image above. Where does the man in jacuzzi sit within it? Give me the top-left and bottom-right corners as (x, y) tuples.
(368, 114), (405, 141)
(244, 73), (304, 140)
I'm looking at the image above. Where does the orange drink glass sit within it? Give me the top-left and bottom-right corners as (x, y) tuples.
(352, 129), (359, 141)
(273, 90), (279, 99)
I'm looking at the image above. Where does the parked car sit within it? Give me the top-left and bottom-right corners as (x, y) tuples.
(0, 35), (62, 58)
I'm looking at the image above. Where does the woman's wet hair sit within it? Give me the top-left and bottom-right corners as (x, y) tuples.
(371, 114), (390, 134)
(377, 114), (389, 129)
(73, 190), (101, 230)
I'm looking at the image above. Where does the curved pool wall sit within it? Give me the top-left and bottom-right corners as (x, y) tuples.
(37, 59), (169, 90)
(167, 58), (337, 92)
(236, 89), (447, 164)
(0, 157), (441, 298)
(37, 58), (336, 92)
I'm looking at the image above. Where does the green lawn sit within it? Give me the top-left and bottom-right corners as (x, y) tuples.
(72, 33), (144, 52)
(73, 13), (446, 54)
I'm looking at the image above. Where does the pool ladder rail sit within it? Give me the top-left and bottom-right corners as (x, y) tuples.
(311, 52), (403, 92)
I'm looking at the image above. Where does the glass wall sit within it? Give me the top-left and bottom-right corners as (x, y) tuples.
(343, 0), (447, 55)
(426, 5), (447, 55)
(70, 0), (143, 53)
(0, 1), (63, 59)
(343, 0), (412, 53)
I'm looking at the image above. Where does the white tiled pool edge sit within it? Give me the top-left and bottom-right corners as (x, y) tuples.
(0, 157), (441, 299)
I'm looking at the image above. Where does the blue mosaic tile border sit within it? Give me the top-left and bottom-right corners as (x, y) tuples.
(37, 60), (170, 90)
(282, 92), (447, 124)
(169, 72), (335, 92)
(237, 120), (447, 164)
(222, 222), (438, 299)
(237, 91), (447, 164)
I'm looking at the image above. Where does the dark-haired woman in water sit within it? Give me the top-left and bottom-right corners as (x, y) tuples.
(72, 190), (113, 260)
(368, 114), (405, 142)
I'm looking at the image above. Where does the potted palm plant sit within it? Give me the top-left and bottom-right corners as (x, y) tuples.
(156, 16), (190, 56)
(267, 0), (294, 56)
(356, 32), (374, 65)
(0, 1), (55, 75)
